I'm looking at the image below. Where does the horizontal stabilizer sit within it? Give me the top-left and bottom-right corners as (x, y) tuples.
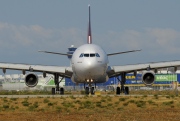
(38, 50), (72, 56)
(107, 49), (141, 56)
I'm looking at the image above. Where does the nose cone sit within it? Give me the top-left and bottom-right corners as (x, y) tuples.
(84, 59), (97, 72)
(73, 58), (107, 81)
(82, 59), (106, 77)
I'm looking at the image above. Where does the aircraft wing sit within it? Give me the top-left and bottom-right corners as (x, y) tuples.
(38, 50), (72, 56)
(107, 61), (180, 77)
(107, 49), (141, 56)
(0, 62), (72, 78)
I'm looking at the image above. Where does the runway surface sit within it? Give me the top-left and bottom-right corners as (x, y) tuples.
(0, 94), (156, 98)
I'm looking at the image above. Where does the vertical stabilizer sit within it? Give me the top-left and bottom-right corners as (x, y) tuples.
(87, 5), (92, 44)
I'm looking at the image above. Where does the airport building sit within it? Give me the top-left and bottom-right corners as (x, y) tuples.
(65, 69), (179, 86)
(65, 73), (179, 86)
(0, 70), (179, 91)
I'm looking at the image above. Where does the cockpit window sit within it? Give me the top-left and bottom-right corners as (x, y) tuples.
(90, 53), (95, 57)
(84, 54), (89, 57)
(79, 53), (100, 57)
(79, 53), (84, 58)
(96, 53), (100, 57)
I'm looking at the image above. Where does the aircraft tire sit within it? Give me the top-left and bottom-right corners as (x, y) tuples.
(60, 87), (64, 95)
(91, 87), (95, 95)
(52, 88), (55, 95)
(125, 87), (129, 95)
(85, 87), (89, 95)
(116, 87), (120, 95)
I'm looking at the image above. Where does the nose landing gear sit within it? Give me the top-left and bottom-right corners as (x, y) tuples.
(84, 82), (96, 95)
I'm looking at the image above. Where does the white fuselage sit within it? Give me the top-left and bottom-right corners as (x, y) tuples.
(71, 44), (109, 83)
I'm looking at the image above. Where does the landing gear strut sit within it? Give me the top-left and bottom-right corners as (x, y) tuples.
(116, 72), (129, 95)
(52, 73), (64, 95)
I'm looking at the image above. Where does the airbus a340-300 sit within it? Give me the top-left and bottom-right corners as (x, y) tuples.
(0, 5), (180, 95)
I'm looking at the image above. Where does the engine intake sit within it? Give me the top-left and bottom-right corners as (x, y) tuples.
(25, 73), (38, 87)
(142, 71), (155, 86)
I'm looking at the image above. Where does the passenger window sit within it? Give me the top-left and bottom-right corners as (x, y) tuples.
(79, 53), (84, 58)
(84, 54), (89, 57)
(90, 53), (95, 57)
(96, 53), (100, 57)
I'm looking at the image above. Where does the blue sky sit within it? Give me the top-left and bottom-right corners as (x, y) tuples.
(0, 0), (180, 72)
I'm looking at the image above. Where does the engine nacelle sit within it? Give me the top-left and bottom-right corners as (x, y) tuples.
(142, 71), (155, 86)
(25, 73), (38, 87)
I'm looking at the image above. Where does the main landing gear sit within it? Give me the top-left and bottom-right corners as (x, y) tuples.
(116, 72), (129, 95)
(52, 73), (64, 95)
(84, 83), (96, 95)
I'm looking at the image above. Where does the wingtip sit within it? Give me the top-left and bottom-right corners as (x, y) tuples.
(135, 49), (142, 51)
(38, 50), (44, 52)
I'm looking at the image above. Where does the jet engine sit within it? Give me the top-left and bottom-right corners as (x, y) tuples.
(142, 71), (155, 86)
(25, 73), (38, 87)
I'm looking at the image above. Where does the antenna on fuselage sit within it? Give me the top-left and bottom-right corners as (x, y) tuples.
(87, 4), (92, 44)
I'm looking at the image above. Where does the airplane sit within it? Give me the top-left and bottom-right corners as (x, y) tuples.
(0, 5), (180, 95)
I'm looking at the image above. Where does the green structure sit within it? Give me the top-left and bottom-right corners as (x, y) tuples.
(155, 74), (177, 82)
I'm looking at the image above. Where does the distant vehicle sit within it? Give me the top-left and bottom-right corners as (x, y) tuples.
(163, 87), (172, 90)
(140, 87), (153, 90)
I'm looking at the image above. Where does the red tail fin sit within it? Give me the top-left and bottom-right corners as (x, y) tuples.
(87, 5), (92, 44)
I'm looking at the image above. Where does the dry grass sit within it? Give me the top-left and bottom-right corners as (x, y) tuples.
(0, 92), (180, 121)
